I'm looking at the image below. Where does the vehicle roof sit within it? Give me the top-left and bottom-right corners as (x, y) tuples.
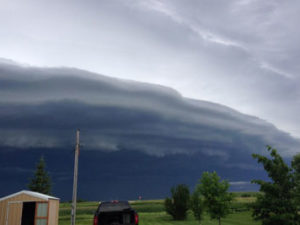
(98, 201), (132, 212)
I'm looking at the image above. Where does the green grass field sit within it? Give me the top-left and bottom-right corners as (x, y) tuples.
(59, 193), (261, 225)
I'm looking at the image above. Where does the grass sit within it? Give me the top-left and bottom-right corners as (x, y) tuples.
(138, 211), (260, 225)
(59, 193), (261, 225)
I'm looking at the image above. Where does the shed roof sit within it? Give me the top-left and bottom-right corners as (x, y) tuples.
(0, 190), (59, 202)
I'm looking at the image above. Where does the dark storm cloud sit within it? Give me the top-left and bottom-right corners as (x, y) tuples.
(0, 61), (299, 158)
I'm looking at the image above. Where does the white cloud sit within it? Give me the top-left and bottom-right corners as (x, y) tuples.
(260, 62), (295, 79)
(229, 181), (250, 186)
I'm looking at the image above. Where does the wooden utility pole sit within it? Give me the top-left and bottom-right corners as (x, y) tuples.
(71, 129), (80, 225)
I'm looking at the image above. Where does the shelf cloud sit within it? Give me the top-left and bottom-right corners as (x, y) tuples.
(1, 60), (299, 158)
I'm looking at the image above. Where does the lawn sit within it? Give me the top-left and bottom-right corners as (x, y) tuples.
(59, 194), (261, 225)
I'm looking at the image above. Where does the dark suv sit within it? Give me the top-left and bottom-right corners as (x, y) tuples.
(93, 201), (139, 225)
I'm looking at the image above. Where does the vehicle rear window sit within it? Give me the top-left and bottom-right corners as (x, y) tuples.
(99, 202), (131, 212)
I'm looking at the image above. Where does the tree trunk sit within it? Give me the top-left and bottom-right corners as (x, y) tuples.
(218, 217), (221, 225)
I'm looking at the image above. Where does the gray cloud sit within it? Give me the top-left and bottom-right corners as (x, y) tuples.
(229, 181), (250, 186)
(0, 0), (299, 139)
(132, 0), (300, 137)
(0, 61), (299, 158)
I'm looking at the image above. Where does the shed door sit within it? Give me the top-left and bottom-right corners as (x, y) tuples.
(35, 202), (48, 225)
(6, 202), (23, 225)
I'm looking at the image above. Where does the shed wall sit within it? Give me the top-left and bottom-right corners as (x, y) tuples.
(48, 199), (59, 225)
(0, 193), (48, 225)
(0, 202), (4, 225)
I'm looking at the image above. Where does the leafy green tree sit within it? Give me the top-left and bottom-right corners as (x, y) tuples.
(196, 171), (232, 225)
(190, 190), (204, 224)
(164, 184), (190, 220)
(292, 153), (300, 207)
(252, 146), (299, 225)
(28, 156), (52, 194)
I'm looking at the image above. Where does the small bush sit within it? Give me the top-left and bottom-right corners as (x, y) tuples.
(164, 184), (190, 220)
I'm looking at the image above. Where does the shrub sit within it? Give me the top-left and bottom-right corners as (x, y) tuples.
(164, 184), (190, 220)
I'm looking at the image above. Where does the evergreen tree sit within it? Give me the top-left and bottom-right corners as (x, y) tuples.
(28, 156), (52, 194)
(252, 146), (299, 225)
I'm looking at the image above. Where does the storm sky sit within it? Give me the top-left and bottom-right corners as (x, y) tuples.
(1, 0), (300, 139)
(0, 61), (299, 199)
(1, 0), (300, 199)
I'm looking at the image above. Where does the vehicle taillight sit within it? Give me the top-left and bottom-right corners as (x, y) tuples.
(134, 213), (139, 225)
(93, 215), (98, 225)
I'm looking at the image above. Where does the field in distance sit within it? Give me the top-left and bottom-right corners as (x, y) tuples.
(59, 192), (260, 225)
